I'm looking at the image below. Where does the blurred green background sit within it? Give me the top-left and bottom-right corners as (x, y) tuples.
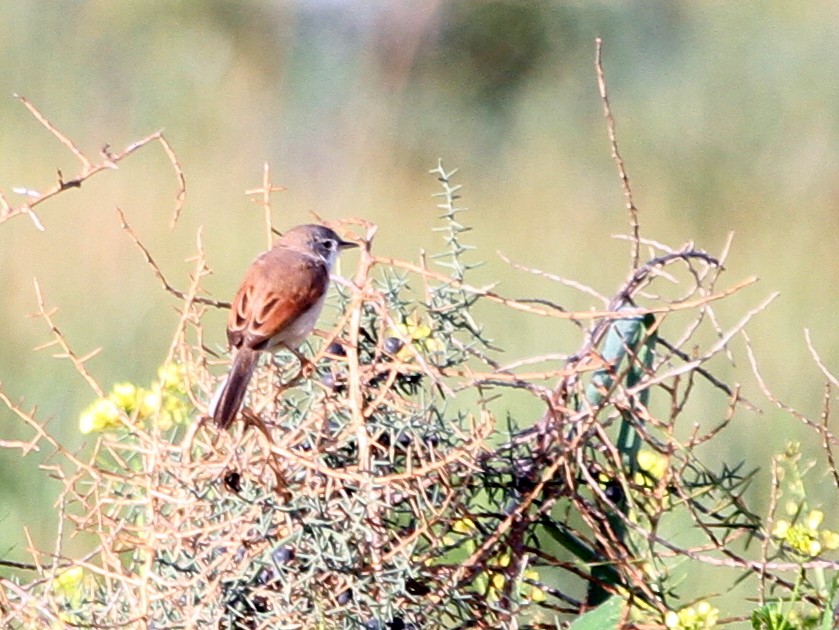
(1, 0), (837, 619)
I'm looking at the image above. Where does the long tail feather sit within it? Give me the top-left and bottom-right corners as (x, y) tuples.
(210, 348), (258, 429)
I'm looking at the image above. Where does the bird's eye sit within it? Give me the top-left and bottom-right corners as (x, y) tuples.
(324, 239), (336, 250)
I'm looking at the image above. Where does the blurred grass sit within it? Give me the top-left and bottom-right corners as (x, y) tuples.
(1, 0), (837, 619)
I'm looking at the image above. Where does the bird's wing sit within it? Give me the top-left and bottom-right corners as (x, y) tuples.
(227, 248), (329, 351)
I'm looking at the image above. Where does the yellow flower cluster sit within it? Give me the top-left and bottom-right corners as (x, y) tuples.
(636, 448), (668, 485)
(443, 519), (546, 603)
(451, 517), (475, 536)
(52, 565), (99, 625)
(772, 509), (839, 557)
(664, 601), (719, 629)
(52, 565), (92, 611)
(486, 553), (546, 603)
(440, 516), (476, 547)
(393, 312), (443, 360)
(79, 363), (190, 434)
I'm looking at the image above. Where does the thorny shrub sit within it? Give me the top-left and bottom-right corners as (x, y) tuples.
(1, 93), (838, 630)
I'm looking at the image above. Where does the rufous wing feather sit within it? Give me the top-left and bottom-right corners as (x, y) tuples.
(226, 250), (330, 351)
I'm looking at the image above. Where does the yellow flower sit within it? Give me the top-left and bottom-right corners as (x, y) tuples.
(147, 363), (191, 429)
(79, 363), (191, 435)
(821, 529), (839, 550)
(452, 518), (476, 534)
(484, 564), (546, 604)
(772, 520), (790, 539)
(53, 566), (87, 608)
(158, 362), (186, 393)
(53, 566), (84, 592)
(664, 601), (719, 629)
(783, 441), (801, 460)
(156, 413), (174, 431)
(393, 313), (442, 360)
(400, 319), (432, 341)
(138, 388), (161, 418)
(109, 382), (139, 413)
(695, 601), (717, 622)
(523, 569), (545, 602)
(637, 449), (667, 479)
(636, 449), (669, 488)
(680, 607), (698, 625)
(79, 398), (123, 434)
(425, 338), (443, 353)
(773, 510), (831, 557)
(529, 585), (546, 602)
(806, 509), (824, 530)
(491, 572), (505, 590)
(159, 402), (185, 430)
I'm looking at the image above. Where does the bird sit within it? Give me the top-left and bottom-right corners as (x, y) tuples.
(210, 224), (357, 429)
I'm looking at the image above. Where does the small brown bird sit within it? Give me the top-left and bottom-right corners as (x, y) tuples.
(210, 224), (357, 429)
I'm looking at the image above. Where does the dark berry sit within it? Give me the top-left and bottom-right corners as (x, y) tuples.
(405, 577), (431, 596)
(397, 432), (414, 448)
(251, 595), (270, 613)
(423, 434), (440, 447)
(272, 546), (294, 566)
(604, 480), (624, 504)
(255, 566), (276, 586)
(384, 337), (404, 355)
(223, 470), (242, 493)
(326, 341), (346, 357)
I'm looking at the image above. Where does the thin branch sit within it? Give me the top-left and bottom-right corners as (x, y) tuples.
(245, 162), (286, 250)
(805, 328), (839, 388)
(595, 39), (640, 269)
(16, 94), (92, 169)
(744, 330), (839, 446)
(116, 208), (229, 309)
(31, 279), (104, 397)
(158, 133), (187, 228)
(1, 96), (185, 230)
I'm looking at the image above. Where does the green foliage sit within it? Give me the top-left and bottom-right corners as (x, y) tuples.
(568, 596), (624, 630)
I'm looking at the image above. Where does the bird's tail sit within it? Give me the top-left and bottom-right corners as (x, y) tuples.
(210, 348), (258, 430)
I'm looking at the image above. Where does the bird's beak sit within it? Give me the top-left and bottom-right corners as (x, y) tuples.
(338, 238), (358, 250)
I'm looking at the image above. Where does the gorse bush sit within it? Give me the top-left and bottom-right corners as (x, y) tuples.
(1, 96), (838, 629)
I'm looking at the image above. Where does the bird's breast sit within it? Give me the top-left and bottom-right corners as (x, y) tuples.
(271, 291), (328, 349)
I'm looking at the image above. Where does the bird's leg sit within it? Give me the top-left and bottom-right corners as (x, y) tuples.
(241, 408), (292, 498)
(275, 346), (316, 395)
(289, 346), (316, 379)
(242, 406), (274, 441)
